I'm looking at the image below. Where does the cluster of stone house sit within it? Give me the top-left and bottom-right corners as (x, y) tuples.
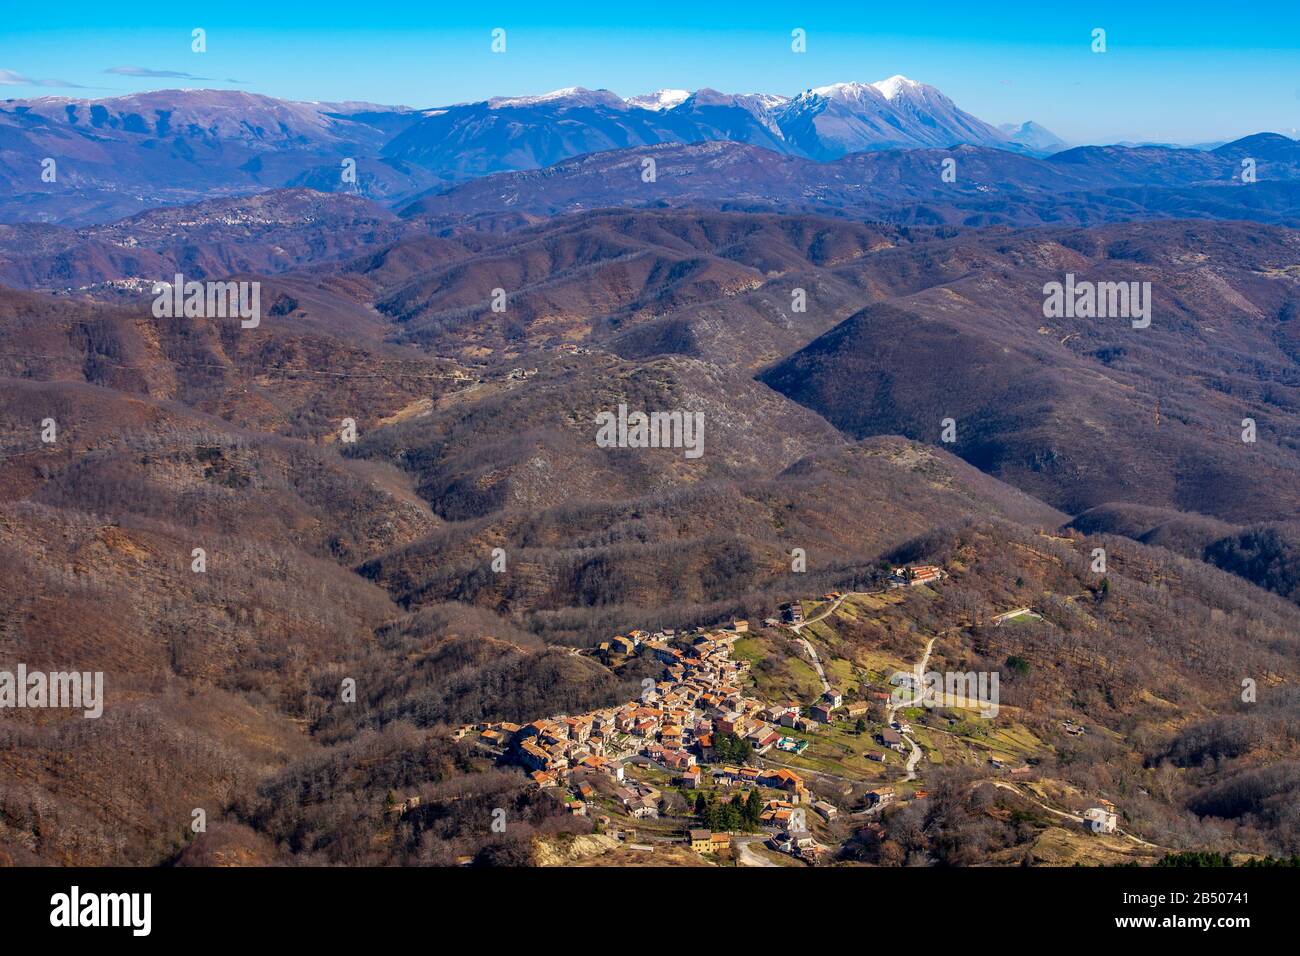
(890, 565), (947, 587)
(454, 623), (834, 825)
(449, 592), (964, 855)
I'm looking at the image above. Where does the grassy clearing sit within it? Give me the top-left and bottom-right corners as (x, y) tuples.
(911, 712), (1048, 770)
(735, 634), (825, 702)
(731, 637), (766, 665)
(766, 720), (897, 780)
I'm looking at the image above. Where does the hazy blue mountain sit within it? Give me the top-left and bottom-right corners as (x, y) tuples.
(999, 120), (1068, 154)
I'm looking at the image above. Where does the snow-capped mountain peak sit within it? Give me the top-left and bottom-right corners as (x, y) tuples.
(807, 81), (887, 105)
(740, 92), (792, 111)
(773, 76), (1008, 158)
(871, 74), (923, 101)
(804, 76), (928, 105)
(486, 87), (627, 110)
(625, 89), (690, 111)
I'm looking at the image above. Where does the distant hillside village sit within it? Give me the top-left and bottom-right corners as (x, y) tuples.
(456, 624), (839, 861)
(449, 567), (940, 862)
(449, 564), (1122, 863)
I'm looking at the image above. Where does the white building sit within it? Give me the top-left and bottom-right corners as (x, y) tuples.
(1083, 806), (1117, 834)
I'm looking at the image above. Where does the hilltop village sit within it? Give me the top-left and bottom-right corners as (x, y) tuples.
(456, 621), (841, 861)
(450, 567), (971, 863)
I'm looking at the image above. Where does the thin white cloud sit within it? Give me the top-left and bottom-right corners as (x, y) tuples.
(0, 68), (86, 88)
(104, 66), (245, 84)
(105, 66), (215, 81)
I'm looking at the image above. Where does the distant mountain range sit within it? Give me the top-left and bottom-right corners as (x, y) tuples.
(998, 121), (1069, 154)
(4, 82), (1297, 231)
(2, 79), (1059, 224)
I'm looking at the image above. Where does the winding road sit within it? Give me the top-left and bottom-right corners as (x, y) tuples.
(889, 637), (936, 781)
(793, 636), (831, 694)
(789, 592), (854, 695)
(790, 592), (852, 632)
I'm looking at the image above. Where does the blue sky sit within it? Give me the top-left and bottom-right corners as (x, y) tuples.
(2, 1), (1298, 143)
